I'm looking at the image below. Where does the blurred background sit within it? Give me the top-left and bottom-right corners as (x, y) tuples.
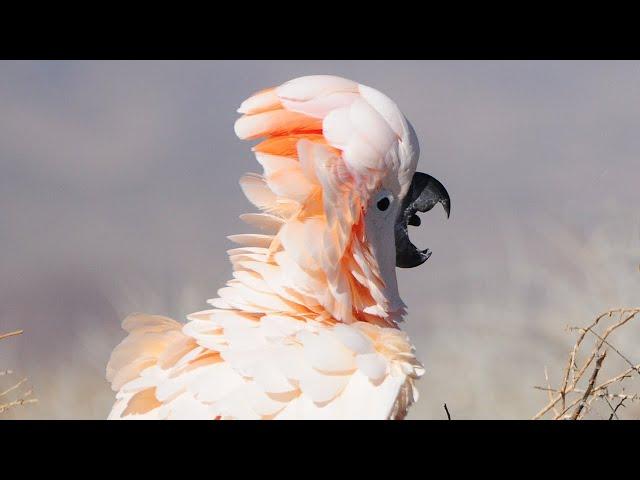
(0, 61), (638, 419)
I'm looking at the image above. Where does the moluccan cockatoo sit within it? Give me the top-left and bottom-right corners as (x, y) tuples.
(106, 75), (450, 420)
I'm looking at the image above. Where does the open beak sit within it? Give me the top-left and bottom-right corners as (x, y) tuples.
(395, 172), (450, 268)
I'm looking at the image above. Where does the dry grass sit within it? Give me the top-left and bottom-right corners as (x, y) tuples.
(0, 329), (38, 415)
(534, 308), (640, 420)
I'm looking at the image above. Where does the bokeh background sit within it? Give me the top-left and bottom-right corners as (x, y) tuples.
(1, 61), (639, 419)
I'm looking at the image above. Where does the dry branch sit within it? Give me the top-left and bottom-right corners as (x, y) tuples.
(570, 350), (607, 420)
(0, 330), (23, 341)
(0, 329), (38, 416)
(533, 308), (640, 420)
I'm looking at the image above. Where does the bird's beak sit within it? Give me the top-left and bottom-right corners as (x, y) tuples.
(395, 172), (451, 268)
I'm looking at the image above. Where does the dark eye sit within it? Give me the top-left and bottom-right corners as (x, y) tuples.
(376, 197), (390, 211)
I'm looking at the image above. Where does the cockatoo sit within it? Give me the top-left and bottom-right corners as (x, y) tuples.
(106, 75), (450, 420)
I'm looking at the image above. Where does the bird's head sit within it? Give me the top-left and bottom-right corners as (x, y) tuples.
(233, 75), (450, 326)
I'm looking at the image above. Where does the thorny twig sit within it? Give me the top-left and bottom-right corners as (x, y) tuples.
(0, 329), (37, 415)
(544, 366), (560, 417)
(571, 350), (607, 420)
(608, 398), (626, 420)
(533, 308), (640, 420)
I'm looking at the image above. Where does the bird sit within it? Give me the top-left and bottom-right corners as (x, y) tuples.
(106, 75), (450, 420)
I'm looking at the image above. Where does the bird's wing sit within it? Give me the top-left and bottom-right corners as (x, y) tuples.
(106, 312), (423, 419)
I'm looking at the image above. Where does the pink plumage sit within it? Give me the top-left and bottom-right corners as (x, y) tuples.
(106, 75), (430, 420)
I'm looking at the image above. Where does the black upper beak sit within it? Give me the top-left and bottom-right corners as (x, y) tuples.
(395, 172), (450, 268)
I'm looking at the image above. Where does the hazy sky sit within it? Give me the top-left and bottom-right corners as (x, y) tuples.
(1, 61), (639, 419)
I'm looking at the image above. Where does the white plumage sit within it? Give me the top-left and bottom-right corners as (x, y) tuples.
(106, 75), (432, 420)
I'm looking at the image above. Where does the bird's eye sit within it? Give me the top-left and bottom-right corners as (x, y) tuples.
(377, 197), (390, 211)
